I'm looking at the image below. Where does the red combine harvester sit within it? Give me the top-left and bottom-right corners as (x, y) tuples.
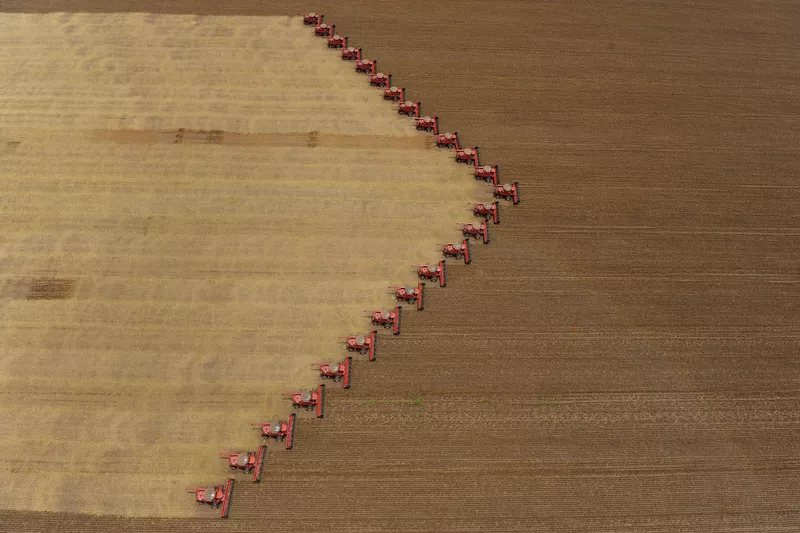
(383, 86), (405, 101)
(312, 357), (352, 389)
(366, 307), (402, 335)
(219, 446), (267, 483)
(392, 283), (425, 310)
(460, 220), (490, 244)
(314, 23), (333, 37)
(441, 240), (471, 264)
(398, 101), (421, 117)
(369, 72), (391, 87)
(493, 182), (520, 205)
(284, 385), (325, 418)
(251, 414), (296, 450)
(342, 46), (361, 61)
(436, 131), (460, 149)
(456, 146), (479, 166)
(340, 331), (377, 361)
(356, 59), (376, 73)
(327, 34), (347, 48)
(473, 202), (500, 224)
(299, 12), (322, 25)
(186, 479), (234, 518)
(415, 115), (438, 133)
(416, 261), (447, 288)
(475, 164), (499, 185)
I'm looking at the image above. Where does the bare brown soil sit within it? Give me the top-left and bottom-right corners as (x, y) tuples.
(1, 1), (799, 532)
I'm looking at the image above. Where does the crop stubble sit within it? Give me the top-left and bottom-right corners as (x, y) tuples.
(1, 1), (799, 532)
(0, 13), (480, 519)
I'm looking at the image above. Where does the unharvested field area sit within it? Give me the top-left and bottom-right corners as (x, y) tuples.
(0, 13), (477, 518)
(2, 1), (800, 532)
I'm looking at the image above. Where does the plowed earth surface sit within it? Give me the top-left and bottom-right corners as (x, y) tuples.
(2, 1), (799, 532)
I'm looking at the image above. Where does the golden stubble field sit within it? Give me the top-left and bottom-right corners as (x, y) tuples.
(0, 13), (483, 517)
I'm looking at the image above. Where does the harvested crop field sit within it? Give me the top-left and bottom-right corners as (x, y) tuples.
(0, 12), (477, 518)
(2, 0), (800, 532)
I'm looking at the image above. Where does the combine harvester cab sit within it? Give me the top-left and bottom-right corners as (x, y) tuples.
(312, 357), (353, 389)
(493, 182), (520, 205)
(218, 446), (267, 483)
(187, 478), (234, 518)
(441, 239), (471, 265)
(300, 12), (322, 25)
(327, 34), (347, 48)
(473, 202), (500, 225)
(455, 146), (479, 166)
(369, 72), (391, 87)
(252, 413), (296, 450)
(398, 101), (421, 117)
(284, 384), (325, 418)
(356, 58), (377, 74)
(342, 46), (362, 61)
(366, 306), (403, 335)
(416, 261), (447, 288)
(384, 86), (405, 101)
(314, 23), (334, 37)
(475, 164), (499, 185)
(460, 221), (490, 244)
(391, 283), (425, 311)
(436, 131), (460, 149)
(416, 115), (438, 133)
(340, 331), (377, 361)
